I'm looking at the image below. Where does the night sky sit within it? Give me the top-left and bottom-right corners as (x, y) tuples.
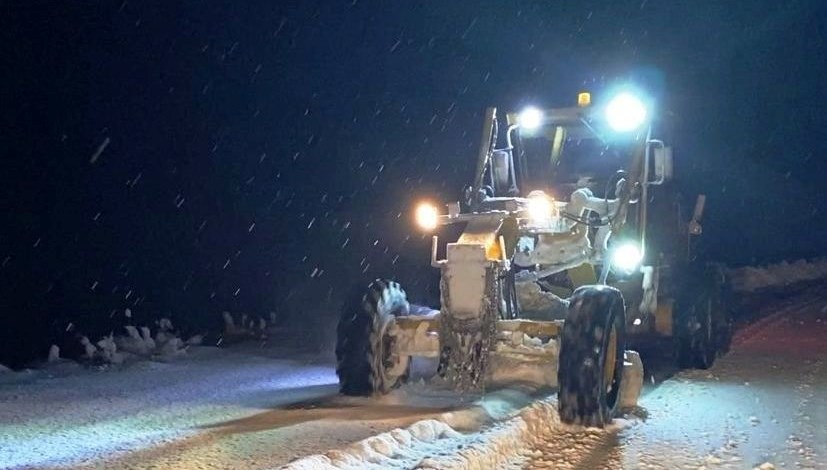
(1, 1), (826, 367)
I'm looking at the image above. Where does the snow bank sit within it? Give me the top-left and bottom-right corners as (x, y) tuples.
(282, 419), (462, 470)
(78, 319), (194, 365)
(426, 399), (563, 470)
(283, 398), (636, 470)
(729, 258), (827, 292)
(279, 397), (563, 470)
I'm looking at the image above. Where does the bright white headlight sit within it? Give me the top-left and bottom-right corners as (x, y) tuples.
(527, 191), (552, 224)
(415, 202), (439, 231)
(605, 93), (647, 132)
(518, 107), (544, 131)
(612, 242), (643, 273)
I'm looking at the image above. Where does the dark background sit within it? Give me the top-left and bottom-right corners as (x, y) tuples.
(1, 1), (825, 367)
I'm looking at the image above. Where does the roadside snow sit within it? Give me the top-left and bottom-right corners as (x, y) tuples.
(282, 419), (463, 470)
(280, 357), (645, 470)
(729, 258), (827, 292)
(280, 397), (563, 470)
(68, 320), (194, 368)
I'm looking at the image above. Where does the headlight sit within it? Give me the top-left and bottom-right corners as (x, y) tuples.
(612, 242), (643, 273)
(415, 202), (439, 231)
(518, 107), (544, 131)
(527, 191), (552, 224)
(605, 93), (647, 132)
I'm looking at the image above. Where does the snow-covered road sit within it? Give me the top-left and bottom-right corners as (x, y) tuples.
(0, 346), (343, 469)
(516, 283), (827, 469)
(0, 344), (522, 470)
(2, 283), (826, 470)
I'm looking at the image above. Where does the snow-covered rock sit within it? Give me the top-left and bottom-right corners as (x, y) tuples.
(222, 311), (267, 341)
(81, 323), (190, 363)
(157, 337), (186, 357)
(117, 326), (155, 356)
(139, 327), (156, 350)
(96, 335), (124, 364)
(112, 324), (188, 359)
(185, 334), (204, 346)
(154, 329), (173, 346)
(47, 345), (60, 363)
(223, 311), (237, 331)
(158, 318), (173, 331)
(79, 336), (97, 359)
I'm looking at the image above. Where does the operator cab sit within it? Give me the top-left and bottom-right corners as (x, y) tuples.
(480, 91), (653, 205)
(513, 116), (629, 201)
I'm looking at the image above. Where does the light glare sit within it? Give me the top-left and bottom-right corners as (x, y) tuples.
(415, 202), (439, 231)
(527, 192), (552, 224)
(612, 242), (643, 273)
(605, 93), (647, 132)
(518, 107), (544, 130)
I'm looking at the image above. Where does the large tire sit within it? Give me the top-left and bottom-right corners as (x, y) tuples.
(335, 279), (410, 396)
(675, 267), (730, 369)
(558, 286), (626, 427)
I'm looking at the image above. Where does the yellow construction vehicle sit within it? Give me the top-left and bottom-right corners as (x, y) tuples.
(335, 90), (731, 427)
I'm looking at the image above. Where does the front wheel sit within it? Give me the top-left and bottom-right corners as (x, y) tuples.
(335, 279), (411, 396)
(558, 286), (626, 427)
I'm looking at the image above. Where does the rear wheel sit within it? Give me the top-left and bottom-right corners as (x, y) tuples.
(335, 279), (411, 396)
(558, 286), (626, 427)
(675, 267), (729, 369)
(676, 294), (715, 369)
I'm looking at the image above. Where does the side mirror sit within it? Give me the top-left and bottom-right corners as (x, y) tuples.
(653, 146), (673, 183)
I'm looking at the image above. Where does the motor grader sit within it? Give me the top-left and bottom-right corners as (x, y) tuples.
(335, 90), (731, 426)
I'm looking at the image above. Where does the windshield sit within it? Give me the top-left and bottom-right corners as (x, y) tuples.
(518, 127), (630, 200)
